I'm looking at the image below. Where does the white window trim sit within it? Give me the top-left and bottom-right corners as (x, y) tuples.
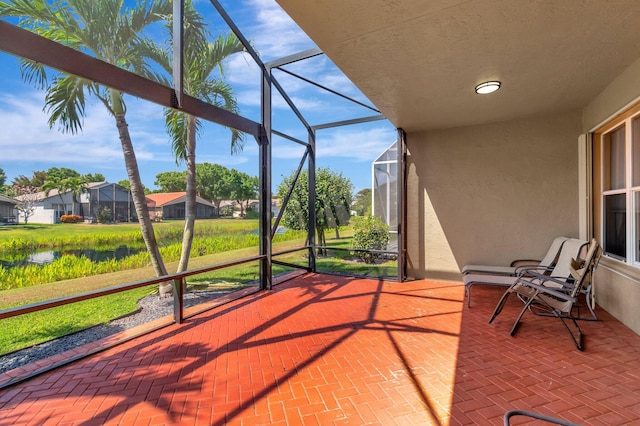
(599, 111), (640, 266)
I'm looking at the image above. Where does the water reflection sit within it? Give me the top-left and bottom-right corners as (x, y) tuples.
(0, 245), (144, 269)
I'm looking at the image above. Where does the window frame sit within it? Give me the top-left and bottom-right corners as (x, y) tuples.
(597, 105), (640, 266)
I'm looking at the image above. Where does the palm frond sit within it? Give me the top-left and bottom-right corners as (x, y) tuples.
(19, 59), (48, 90)
(44, 74), (88, 134)
(206, 34), (245, 76)
(164, 108), (190, 164)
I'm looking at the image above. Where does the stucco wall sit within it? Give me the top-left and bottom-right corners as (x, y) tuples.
(583, 56), (640, 132)
(582, 56), (640, 335)
(406, 111), (581, 281)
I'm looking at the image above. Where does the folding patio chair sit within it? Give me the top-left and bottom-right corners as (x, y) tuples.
(489, 239), (601, 351)
(462, 236), (569, 276)
(462, 237), (583, 308)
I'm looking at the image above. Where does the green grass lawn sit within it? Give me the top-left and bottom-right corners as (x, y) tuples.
(0, 285), (155, 356)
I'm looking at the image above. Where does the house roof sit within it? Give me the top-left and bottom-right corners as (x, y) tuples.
(0, 194), (17, 205)
(146, 192), (213, 207)
(275, 0), (640, 132)
(16, 181), (124, 201)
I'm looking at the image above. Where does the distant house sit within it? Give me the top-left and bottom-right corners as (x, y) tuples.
(16, 182), (135, 224)
(248, 199), (281, 217)
(146, 192), (215, 220)
(218, 199), (280, 218)
(0, 194), (18, 223)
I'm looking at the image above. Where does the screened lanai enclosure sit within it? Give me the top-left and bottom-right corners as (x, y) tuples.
(373, 140), (399, 234)
(83, 182), (135, 223)
(0, 0), (406, 383)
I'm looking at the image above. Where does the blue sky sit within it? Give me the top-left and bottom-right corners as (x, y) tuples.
(0, 0), (396, 194)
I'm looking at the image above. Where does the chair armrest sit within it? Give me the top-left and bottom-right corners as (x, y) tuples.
(510, 259), (541, 268)
(504, 410), (580, 426)
(518, 272), (576, 291)
(515, 265), (553, 277)
(517, 280), (578, 302)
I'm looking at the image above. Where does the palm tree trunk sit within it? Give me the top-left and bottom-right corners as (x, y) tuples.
(114, 112), (170, 295)
(177, 115), (197, 276)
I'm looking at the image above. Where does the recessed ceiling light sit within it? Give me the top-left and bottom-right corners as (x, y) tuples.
(475, 81), (501, 94)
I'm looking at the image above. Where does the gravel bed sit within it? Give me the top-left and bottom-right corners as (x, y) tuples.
(0, 289), (237, 375)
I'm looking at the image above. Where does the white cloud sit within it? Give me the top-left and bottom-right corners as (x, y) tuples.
(316, 127), (397, 161)
(271, 125), (396, 162)
(226, 52), (262, 86)
(0, 92), (120, 163)
(197, 153), (251, 167)
(243, 0), (315, 60)
(0, 91), (176, 167)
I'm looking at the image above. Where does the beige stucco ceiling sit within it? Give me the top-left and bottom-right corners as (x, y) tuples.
(275, 0), (640, 132)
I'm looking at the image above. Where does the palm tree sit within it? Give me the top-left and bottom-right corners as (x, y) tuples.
(1, 0), (172, 293)
(143, 3), (244, 279)
(42, 175), (88, 219)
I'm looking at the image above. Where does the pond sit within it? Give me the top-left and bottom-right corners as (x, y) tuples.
(0, 227), (273, 271)
(0, 245), (146, 269)
(249, 226), (288, 235)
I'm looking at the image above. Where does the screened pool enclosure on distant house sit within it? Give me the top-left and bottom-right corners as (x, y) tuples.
(373, 141), (399, 232)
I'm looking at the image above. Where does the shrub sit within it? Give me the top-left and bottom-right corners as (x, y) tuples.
(60, 214), (83, 223)
(219, 205), (234, 217)
(96, 206), (111, 224)
(352, 216), (389, 264)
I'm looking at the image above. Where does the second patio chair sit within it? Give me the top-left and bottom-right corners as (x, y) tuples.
(462, 236), (569, 276)
(488, 239), (601, 351)
(462, 236), (578, 308)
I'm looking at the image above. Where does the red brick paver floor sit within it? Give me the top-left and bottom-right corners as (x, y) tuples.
(1, 274), (639, 425)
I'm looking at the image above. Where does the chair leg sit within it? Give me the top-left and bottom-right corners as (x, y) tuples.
(557, 315), (584, 351)
(489, 290), (512, 323)
(466, 284), (472, 308)
(509, 296), (535, 336)
(585, 288), (598, 321)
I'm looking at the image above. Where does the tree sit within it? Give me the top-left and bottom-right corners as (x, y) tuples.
(117, 179), (149, 194)
(276, 167), (353, 251)
(196, 163), (232, 216)
(42, 175), (88, 219)
(1, 0), (173, 294)
(84, 173), (106, 182)
(45, 167), (80, 181)
(45, 167), (105, 185)
(353, 188), (372, 216)
(0, 168), (6, 193)
(154, 171), (186, 192)
(142, 4), (244, 278)
(228, 169), (258, 217)
(12, 171), (47, 188)
(13, 185), (42, 224)
(317, 168), (353, 239)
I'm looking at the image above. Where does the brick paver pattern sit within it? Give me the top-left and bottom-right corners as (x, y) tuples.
(1, 273), (639, 425)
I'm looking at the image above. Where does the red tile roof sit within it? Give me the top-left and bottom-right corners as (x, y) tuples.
(145, 192), (186, 206)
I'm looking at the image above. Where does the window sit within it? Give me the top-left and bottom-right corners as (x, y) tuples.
(600, 112), (640, 264)
(52, 203), (72, 219)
